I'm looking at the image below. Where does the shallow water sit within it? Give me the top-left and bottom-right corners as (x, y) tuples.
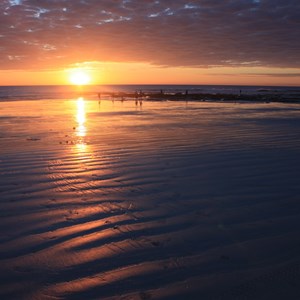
(1, 99), (300, 299)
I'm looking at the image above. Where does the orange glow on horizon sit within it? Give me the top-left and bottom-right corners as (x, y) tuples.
(0, 62), (299, 86)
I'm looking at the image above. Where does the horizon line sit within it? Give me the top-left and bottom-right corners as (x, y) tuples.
(0, 83), (300, 88)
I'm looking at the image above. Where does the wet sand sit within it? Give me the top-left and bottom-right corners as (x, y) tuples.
(1, 99), (300, 299)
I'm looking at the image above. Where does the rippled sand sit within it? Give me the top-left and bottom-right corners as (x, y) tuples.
(1, 99), (300, 299)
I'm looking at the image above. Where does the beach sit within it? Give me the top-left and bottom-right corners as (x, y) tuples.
(1, 98), (300, 299)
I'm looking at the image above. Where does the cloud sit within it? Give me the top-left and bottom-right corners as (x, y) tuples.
(253, 73), (300, 77)
(0, 0), (299, 70)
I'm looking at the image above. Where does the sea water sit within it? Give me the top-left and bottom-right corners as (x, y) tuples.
(0, 84), (300, 101)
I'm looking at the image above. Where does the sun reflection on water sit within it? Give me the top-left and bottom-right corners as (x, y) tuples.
(76, 97), (86, 137)
(74, 97), (90, 154)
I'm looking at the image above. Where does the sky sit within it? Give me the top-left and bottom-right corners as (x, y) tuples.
(0, 0), (300, 86)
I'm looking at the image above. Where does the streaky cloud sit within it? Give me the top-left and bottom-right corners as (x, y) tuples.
(0, 0), (299, 70)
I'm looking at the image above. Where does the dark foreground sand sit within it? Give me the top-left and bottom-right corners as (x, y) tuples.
(1, 99), (300, 299)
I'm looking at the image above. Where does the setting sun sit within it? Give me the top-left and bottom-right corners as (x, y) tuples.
(69, 70), (91, 85)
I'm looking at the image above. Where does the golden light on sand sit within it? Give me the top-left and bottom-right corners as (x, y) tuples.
(76, 97), (86, 137)
(74, 97), (90, 153)
(76, 142), (88, 152)
(70, 70), (91, 85)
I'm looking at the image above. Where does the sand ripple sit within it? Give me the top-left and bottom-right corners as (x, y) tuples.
(1, 101), (300, 299)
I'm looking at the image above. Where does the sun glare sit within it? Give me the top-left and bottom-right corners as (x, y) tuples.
(69, 70), (91, 85)
(76, 97), (86, 137)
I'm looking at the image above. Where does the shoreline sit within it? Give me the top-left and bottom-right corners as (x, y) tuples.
(94, 91), (300, 104)
(92, 92), (300, 103)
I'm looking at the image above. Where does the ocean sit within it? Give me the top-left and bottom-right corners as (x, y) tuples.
(0, 84), (300, 101)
